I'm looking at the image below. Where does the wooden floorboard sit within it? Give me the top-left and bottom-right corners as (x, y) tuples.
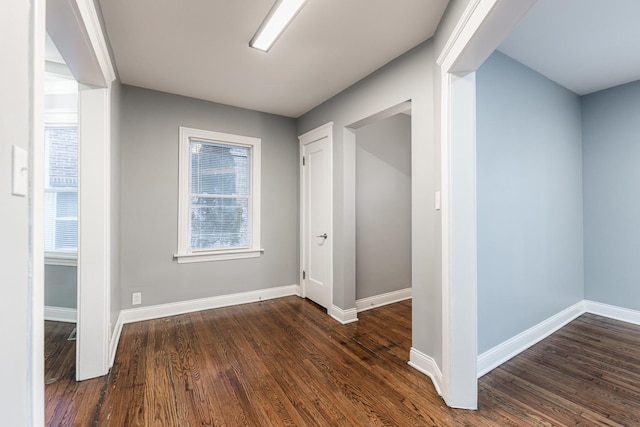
(45, 298), (640, 426)
(44, 321), (107, 427)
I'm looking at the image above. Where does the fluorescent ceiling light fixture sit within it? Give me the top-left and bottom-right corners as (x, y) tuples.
(250, 0), (310, 52)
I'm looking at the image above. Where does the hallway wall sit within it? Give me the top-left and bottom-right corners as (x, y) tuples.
(476, 51), (585, 353)
(356, 114), (412, 300)
(583, 80), (640, 311)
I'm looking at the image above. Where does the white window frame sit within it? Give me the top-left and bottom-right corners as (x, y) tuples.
(175, 127), (262, 263)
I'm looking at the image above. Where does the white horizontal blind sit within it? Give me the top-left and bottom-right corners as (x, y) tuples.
(189, 139), (252, 250)
(44, 126), (78, 253)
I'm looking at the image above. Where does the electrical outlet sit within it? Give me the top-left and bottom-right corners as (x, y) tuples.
(132, 292), (142, 305)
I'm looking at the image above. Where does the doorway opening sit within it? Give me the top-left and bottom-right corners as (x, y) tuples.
(45, 0), (116, 385)
(43, 35), (80, 389)
(354, 104), (412, 311)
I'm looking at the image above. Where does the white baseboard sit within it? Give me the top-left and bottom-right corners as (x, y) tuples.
(109, 311), (124, 369)
(584, 300), (640, 325)
(328, 304), (358, 324)
(356, 288), (411, 313)
(477, 301), (584, 377)
(120, 284), (300, 324)
(409, 347), (443, 396)
(44, 306), (77, 323)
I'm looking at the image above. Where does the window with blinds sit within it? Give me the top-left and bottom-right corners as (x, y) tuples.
(190, 140), (251, 250)
(44, 126), (78, 254)
(177, 127), (262, 263)
(44, 70), (78, 263)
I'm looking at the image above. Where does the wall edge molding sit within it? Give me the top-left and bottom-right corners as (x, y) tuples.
(356, 288), (411, 313)
(120, 284), (300, 324)
(584, 300), (640, 326)
(44, 306), (77, 323)
(75, 0), (116, 83)
(328, 305), (358, 324)
(436, 0), (483, 66)
(409, 347), (444, 397)
(477, 301), (585, 377)
(477, 300), (640, 378)
(109, 311), (124, 368)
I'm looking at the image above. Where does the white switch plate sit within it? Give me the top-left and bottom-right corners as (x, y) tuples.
(132, 292), (142, 305)
(435, 191), (441, 210)
(12, 145), (28, 197)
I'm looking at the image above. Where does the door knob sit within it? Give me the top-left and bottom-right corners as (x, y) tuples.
(317, 233), (328, 239)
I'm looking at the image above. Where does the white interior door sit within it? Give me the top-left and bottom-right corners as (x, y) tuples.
(300, 123), (333, 309)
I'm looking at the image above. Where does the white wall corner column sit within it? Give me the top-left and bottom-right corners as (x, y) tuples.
(440, 71), (478, 409)
(342, 127), (357, 311)
(437, 0), (536, 410)
(77, 85), (112, 380)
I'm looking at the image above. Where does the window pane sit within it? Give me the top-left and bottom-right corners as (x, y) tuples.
(45, 127), (78, 189)
(44, 125), (78, 254)
(44, 191), (56, 251)
(190, 140), (250, 196)
(55, 219), (77, 251)
(190, 197), (249, 249)
(56, 191), (78, 217)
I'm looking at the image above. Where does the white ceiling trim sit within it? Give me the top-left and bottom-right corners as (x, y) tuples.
(75, 0), (116, 84)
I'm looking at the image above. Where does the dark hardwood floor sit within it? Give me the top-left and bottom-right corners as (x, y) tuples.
(45, 321), (107, 426)
(45, 298), (640, 426)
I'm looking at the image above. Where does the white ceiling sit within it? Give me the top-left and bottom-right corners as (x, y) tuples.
(99, 0), (448, 118)
(499, 0), (640, 96)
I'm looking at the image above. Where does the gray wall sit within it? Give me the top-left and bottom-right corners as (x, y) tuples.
(356, 114), (411, 300)
(298, 40), (441, 364)
(45, 266), (77, 308)
(0, 0), (33, 422)
(119, 86), (299, 308)
(583, 80), (640, 311)
(476, 51), (584, 353)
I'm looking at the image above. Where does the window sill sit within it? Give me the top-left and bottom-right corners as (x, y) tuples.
(174, 248), (264, 264)
(45, 253), (78, 267)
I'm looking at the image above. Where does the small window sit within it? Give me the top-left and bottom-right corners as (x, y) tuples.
(176, 127), (262, 263)
(44, 71), (78, 266)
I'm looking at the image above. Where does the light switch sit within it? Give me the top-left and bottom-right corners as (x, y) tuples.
(435, 191), (441, 210)
(12, 145), (28, 197)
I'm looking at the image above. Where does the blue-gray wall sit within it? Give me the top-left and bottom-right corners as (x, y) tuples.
(583, 80), (640, 311)
(476, 51), (585, 354)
